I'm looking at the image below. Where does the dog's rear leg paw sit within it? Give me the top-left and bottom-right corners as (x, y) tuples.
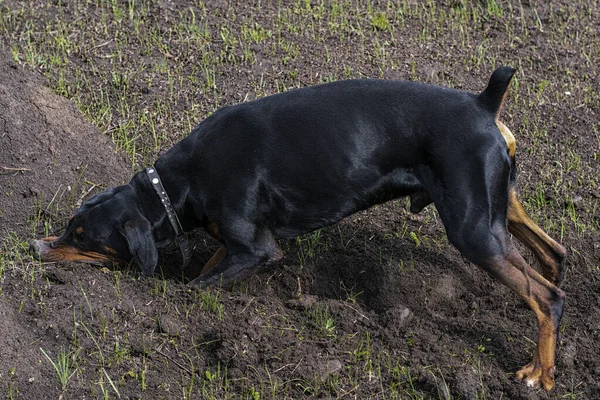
(516, 361), (555, 391)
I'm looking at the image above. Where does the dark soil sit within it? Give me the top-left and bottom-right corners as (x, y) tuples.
(1, 1), (599, 399)
(0, 56), (130, 236)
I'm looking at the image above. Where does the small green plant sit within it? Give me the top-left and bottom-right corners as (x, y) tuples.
(99, 367), (121, 399)
(351, 332), (372, 363)
(7, 367), (17, 399)
(308, 304), (336, 338)
(409, 231), (421, 247)
(296, 229), (327, 265)
(195, 289), (224, 320)
(371, 12), (390, 31)
(40, 347), (76, 391)
(150, 274), (168, 297)
(340, 281), (363, 303)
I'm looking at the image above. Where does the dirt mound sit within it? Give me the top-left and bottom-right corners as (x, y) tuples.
(0, 58), (130, 236)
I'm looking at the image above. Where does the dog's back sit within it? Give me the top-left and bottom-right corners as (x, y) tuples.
(158, 78), (506, 238)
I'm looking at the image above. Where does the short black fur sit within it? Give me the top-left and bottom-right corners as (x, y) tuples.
(39, 68), (516, 282)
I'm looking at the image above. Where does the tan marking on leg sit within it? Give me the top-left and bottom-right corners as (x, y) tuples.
(496, 120), (516, 157)
(487, 249), (564, 391)
(199, 246), (227, 276)
(507, 189), (567, 285)
(205, 221), (221, 241)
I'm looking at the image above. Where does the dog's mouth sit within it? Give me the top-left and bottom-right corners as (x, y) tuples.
(30, 236), (121, 266)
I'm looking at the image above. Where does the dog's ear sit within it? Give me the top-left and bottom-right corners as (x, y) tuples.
(83, 185), (128, 208)
(123, 218), (158, 276)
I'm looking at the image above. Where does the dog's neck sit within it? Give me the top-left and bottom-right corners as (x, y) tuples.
(144, 167), (192, 269)
(130, 169), (196, 247)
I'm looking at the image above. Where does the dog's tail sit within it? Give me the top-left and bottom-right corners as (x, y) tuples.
(477, 66), (516, 116)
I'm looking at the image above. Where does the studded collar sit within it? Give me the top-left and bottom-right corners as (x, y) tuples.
(146, 166), (191, 269)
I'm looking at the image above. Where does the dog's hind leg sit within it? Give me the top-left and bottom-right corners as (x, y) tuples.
(485, 247), (565, 391)
(435, 178), (564, 391)
(507, 189), (567, 286)
(446, 220), (565, 391)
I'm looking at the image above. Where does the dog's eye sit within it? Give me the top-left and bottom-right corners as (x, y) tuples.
(73, 227), (85, 242)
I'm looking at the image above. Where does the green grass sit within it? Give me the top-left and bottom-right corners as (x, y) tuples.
(40, 347), (77, 391)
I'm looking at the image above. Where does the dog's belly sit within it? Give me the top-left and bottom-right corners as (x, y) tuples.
(268, 168), (422, 239)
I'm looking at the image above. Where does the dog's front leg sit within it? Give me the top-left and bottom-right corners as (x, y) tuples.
(190, 226), (283, 288)
(198, 246), (227, 277)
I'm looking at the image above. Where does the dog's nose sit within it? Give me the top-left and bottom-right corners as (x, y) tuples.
(30, 236), (60, 261)
(29, 239), (43, 259)
(30, 238), (55, 259)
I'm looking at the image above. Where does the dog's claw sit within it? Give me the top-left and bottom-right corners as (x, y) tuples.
(516, 361), (555, 391)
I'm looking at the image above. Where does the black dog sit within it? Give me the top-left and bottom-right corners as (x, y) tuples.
(31, 67), (566, 391)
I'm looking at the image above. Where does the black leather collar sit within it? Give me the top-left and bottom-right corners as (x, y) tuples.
(146, 166), (191, 269)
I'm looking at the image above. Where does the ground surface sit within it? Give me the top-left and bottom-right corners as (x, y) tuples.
(0, 0), (599, 399)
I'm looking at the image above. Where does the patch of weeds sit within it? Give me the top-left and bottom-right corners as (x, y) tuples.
(296, 228), (328, 266)
(461, 346), (491, 398)
(1, 232), (40, 289)
(350, 331), (373, 368)
(98, 367), (120, 399)
(371, 12), (390, 31)
(194, 289), (224, 321)
(40, 347), (78, 391)
(562, 377), (585, 400)
(200, 363), (232, 398)
(109, 338), (130, 367)
(389, 362), (422, 398)
(0, 235), (21, 282)
(340, 281), (363, 303)
(295, 376), (323, 398)
(150, 273), (168, 298)
(307, 304), (336, 338)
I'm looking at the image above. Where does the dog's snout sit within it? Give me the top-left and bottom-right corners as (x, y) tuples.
(29, 239), (43, 259)
(29, 237), (59, 260)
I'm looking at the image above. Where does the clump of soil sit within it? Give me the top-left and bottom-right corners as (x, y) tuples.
(0, 57), (130, 236)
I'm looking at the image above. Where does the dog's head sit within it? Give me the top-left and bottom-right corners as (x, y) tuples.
(30, 185), (159, 275)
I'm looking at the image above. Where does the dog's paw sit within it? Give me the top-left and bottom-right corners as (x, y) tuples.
(516, 361), (555, 391)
